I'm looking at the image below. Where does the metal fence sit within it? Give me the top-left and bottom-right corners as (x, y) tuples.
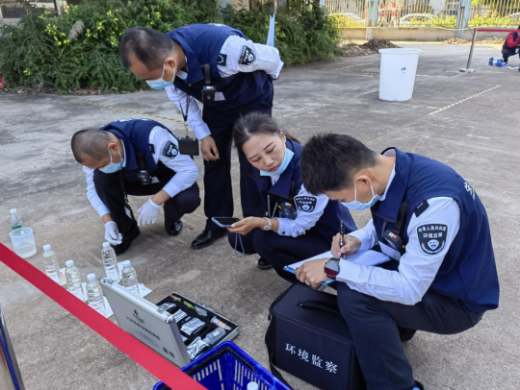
(325, 0), (520, 27)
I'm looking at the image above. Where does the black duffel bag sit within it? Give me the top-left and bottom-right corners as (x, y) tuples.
(265, 284), (366, 390)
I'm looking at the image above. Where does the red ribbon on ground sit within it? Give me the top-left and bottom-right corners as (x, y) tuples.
(0, 243), (206, 390)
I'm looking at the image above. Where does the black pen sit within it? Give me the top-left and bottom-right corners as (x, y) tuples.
(339, 221), (346, 259)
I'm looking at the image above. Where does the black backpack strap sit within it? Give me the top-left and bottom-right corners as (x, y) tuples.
(136, 152), (147, 171)
(394, 203), (408, 234)
(203, 64), (211, 85)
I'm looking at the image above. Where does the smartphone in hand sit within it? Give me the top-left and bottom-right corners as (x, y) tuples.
(211, 217), (241, 228)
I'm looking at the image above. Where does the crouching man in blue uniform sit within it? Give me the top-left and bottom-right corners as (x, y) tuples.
(297, 134), (500, 390)
(71, 118), (201, 254)
(119, 24), (283, 251)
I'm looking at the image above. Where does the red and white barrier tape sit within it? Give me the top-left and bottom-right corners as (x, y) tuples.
(0, 243), (206, 390)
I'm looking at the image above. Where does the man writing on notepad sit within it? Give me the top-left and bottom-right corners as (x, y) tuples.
(297, 134), (499, 390)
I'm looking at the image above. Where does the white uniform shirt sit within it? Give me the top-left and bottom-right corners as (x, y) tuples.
(270, 175), (329, 238)
(165, 35), (284, 140)
(83, 125), (199, 218)
(337, 150), (461, 306)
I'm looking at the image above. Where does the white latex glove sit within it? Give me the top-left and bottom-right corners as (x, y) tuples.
(137, 198), (161, 226)
(104, 221), (123, 245)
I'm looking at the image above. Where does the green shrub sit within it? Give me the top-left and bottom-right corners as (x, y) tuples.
(0, 0), (340, 93)
(329, 14), (365, 29)
(468, 13), (520, 27)
(222, 1), (340, 66)
(402, 15), (457, 28)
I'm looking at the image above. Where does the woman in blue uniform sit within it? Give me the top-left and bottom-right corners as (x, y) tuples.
(227, 112), (356, 280)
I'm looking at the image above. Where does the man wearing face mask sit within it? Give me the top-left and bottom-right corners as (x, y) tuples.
(119, 25), (283, 250)
(71, 118), (201, 254)
(297, 134), (499, 390)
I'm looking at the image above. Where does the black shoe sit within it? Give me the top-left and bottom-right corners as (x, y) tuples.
(191, 228), (227, 250)
(257, 257), (273, 270)
(165, 219), (183, 236)
(112, 224), (140, 255)
(398, 326), (417, 342)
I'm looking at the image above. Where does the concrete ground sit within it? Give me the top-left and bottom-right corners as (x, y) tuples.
(1, 43), (519, 390)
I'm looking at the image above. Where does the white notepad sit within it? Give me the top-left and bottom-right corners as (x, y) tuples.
(284, 250), (391, 286)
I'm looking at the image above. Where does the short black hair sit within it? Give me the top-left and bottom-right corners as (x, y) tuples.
(120, 27), (176, 70)
(71, 129), (112, 164)
(300, 133), (378, 195)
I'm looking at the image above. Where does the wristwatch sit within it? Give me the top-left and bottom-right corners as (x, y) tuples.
(262, 217), (273, 231)
(324, 258), (340, 279)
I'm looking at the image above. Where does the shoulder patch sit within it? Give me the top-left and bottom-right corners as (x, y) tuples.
(162, 141), (179, 158)
(149, 143), (155, 154)
(294, 195), (317, 213)
(417, 224), (448, 255)
(414, 200), (429, 218)
(239, 46), (256, 65)
(217, 53), (227, 66)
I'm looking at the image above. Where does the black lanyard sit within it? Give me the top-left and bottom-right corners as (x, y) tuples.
(174, 86), (191, 136)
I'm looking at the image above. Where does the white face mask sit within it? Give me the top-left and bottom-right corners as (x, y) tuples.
(342, 180), (380, 210)
(146, 61), (175, 90)
(99, 147), (123, 174)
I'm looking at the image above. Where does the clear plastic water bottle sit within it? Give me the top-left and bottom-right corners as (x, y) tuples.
(203, 327), (226, 345)
(10, 209), (23, 230)
(86, 273), (106, 315)
(101, 242), (121, 282)
(42, 244), (61, 284)
(65, 260), (86, 302)
(121, 260), (140, 296)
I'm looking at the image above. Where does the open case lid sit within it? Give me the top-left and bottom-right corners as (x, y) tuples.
(100, 278), (190, 366)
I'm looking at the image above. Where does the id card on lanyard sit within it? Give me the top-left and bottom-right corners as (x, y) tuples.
(175, 86), (199, 156)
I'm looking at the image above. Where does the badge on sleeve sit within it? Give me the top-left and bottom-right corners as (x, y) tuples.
(239, 46), (256, 65)
(294, 195), (317, 213)
(217, 54), (227, 66)
(417, 224), (448, 255)
(162, 141), (179, 158)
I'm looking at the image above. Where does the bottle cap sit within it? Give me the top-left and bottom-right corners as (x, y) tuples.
(10, 208), (17, 214)
(122, 260), (131, 268)
(43, 244), (51, 251)
(87, 273), (96, 281)
(102, 242), (111, 249)
(247, 383), (259, 390)
(65, 260), (74, 267)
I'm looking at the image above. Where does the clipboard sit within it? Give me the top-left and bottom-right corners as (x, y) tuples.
(284, 250), (391, 286)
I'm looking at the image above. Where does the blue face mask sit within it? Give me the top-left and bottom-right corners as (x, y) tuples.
(99, 147), (123, 174)
(342, 180), (380, 210)
(146, 62), (175, 90)
(260, 148), (294, 177)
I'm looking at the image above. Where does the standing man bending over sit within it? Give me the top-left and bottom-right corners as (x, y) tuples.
(119, 24), (283, 250)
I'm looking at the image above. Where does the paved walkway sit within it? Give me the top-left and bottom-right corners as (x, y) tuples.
(0, 43), (518, 390)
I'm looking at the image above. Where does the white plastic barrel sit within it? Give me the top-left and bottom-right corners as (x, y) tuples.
(378, 48), (421, 102)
